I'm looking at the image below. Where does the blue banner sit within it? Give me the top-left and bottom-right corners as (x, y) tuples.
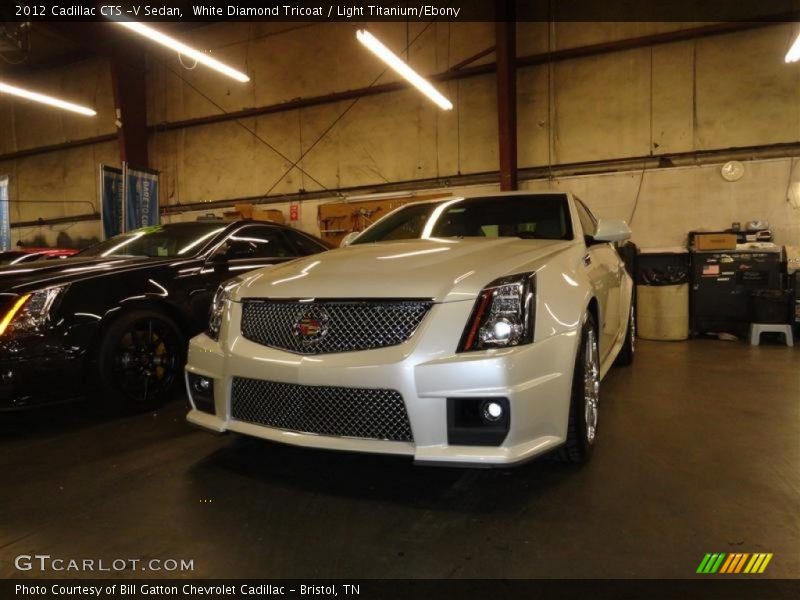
(125, 166), (160, 231)
(0, 177), (8, 251)
(100, 165), (124, 239)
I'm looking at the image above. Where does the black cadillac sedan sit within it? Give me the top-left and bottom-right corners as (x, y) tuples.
(0, 220), (330, 411)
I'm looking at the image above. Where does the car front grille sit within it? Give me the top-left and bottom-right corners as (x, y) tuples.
(240, 299), (433, 355)
(231, 377), (413, 442)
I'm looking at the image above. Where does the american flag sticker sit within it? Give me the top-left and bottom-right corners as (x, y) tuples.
(702, 265), (720, 276)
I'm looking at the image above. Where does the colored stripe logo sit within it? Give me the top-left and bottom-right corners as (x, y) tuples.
(697, 553), (773, 574)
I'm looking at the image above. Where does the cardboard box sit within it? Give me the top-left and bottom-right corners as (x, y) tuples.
(694, 233), (737, 251)
(222, 204), (285, 224)
(253, 209), (285, 224)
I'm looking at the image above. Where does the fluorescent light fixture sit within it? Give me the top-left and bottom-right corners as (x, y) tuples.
(786, 32), (800, 62)
(0, 81), (96, 116)
(116, 21), (250, 82)
(356, 29), (453, 110)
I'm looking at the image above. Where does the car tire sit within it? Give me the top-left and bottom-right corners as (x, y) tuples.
(91, 308), (186, 412)
(554, 312), (600, 464)
(614, 300), (636, 367)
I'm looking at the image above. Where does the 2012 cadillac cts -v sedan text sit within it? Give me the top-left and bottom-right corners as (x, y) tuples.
(186, 192), (636, 466)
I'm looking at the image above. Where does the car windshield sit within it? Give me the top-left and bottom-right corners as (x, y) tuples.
(352, 194), (573, 244)
(78, 223), (227, 258)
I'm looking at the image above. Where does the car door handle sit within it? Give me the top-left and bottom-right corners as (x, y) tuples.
(583, 253), (592, 267)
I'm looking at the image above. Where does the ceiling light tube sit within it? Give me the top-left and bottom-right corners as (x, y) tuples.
(0, 82), (96, 116)
(786, 32), (800, 63)
(356, 29), (453, 110)
(116, 21), (250, 82)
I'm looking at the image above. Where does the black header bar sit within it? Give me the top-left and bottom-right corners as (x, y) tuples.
(2, 0), (800, 22)
(4, 579), (800, 600)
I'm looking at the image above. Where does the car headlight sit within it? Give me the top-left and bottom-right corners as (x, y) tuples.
(0, 285), (69, 338)
(207, 279), (242, 341)
(458, 273), (536, 352)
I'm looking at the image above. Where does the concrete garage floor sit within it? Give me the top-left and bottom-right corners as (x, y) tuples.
(1, 340), (798, 579)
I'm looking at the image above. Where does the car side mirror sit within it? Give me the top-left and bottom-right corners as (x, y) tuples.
(592, 219), (632, 243)
(340, 232), (361, 247)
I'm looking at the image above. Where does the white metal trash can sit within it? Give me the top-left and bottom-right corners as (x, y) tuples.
(637, 247), (690, 341)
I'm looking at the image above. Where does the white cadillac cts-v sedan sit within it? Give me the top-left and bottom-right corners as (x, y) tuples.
(186, 192), (635, 467)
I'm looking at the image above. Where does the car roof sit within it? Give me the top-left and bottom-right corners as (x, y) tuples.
(152, 219), (333, 250)
(395, 190), (570, 209)
(159, 219), (291, 230)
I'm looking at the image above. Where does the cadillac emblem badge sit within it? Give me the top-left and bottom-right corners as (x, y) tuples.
(293, 309), (329, 344)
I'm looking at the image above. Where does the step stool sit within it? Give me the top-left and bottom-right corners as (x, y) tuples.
(749, 323), (794, 347)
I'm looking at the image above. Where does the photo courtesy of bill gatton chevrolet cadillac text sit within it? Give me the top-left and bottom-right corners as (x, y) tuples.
(186, 192), (636, 466)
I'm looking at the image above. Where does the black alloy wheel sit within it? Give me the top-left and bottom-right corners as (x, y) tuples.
(94, 309), (186, 411)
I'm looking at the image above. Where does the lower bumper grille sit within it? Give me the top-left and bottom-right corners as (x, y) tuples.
(230, 377), (413, 442)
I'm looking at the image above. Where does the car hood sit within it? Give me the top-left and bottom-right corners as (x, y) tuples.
(0, 256), (188, 294)
(235, 238), (575, 303)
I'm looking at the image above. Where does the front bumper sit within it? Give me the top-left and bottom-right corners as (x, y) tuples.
(0, 336), (86, 410)
(186, 301), (580, 466)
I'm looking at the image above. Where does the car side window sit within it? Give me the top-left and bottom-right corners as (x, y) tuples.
(227, 225), (295, 258)
(283, 229), (328, 256)
(574, 198), (598, 238)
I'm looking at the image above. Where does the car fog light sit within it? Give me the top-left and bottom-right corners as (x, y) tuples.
(187, 373), (215, 415)
(193, 376), (212, 393)
(448, 397), (510, 446)
(482, 400), (504, 422)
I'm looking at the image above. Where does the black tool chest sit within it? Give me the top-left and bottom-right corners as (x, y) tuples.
(691, 249), (784, 337)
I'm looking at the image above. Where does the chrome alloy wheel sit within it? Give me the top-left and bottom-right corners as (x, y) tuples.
(583, 327), (600, 444)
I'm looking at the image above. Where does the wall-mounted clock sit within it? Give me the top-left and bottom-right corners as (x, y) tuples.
(721, 160), (745, 182)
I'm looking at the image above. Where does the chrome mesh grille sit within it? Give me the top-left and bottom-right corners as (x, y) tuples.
(240, 299), (432, 355)
(231, 377), (413, 442)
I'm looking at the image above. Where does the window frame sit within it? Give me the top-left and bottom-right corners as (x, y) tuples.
(221, 223), (297, 260)
(573, 196), (599, 239)
(282, 228), (331, 255)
